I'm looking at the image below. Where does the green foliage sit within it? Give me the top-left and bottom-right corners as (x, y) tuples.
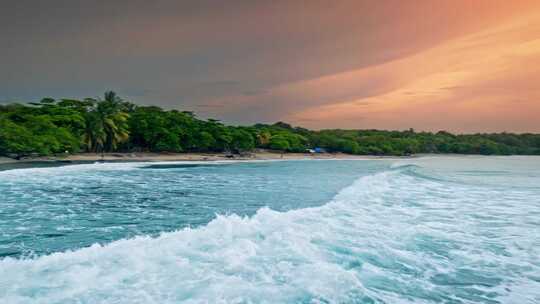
(230, 128), (255, 152)
(0, 92), (539, 158)
(0, 117), (36, 156)
(128, 106), (183, 152)
(0, 104), (80, 156)
(197, 131), (216, 151)
(269, 133), (308, 152)
(268, 135), (291, 151)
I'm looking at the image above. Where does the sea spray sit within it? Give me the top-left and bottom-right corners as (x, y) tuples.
(1, 157), (539, 303)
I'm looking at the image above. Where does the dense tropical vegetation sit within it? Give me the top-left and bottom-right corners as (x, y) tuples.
(1, 92), (539, 158)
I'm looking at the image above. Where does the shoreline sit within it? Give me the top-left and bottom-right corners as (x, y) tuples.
(3, 152), (534, 172)
(0, 152), (404, 171)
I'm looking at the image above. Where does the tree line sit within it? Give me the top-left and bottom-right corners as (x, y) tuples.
(1, 92), (539, 158)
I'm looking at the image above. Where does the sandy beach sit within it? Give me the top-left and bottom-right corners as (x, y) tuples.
(0, 151), (399, 167)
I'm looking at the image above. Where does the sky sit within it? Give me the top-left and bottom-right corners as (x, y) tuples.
(1, 0), (539, 132)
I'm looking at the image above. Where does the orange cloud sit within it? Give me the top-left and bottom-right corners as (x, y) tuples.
(283, 11), (540, 132)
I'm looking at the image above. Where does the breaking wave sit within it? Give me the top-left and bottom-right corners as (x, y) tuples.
(1, 163), (539, 303)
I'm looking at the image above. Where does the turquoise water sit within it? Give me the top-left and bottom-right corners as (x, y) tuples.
(0, 157), (539, 303)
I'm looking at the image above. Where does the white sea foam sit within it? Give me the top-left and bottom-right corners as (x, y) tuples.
(0, 173), (378, 303)
(1, 163), (539, 303)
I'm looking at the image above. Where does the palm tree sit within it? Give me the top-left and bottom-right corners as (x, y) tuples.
(82, 110), (106, 153)
(82, 92), (130, 153)
(257, 131), (272, 146)
(102, 110), (129, 151)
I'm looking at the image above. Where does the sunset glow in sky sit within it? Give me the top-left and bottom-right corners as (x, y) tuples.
(2, 0), (539, 132)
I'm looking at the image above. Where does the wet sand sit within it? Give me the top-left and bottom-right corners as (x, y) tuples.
(0, 152), (400, 170)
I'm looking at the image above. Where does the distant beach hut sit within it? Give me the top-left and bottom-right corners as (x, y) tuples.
(314, 147), (326, 153)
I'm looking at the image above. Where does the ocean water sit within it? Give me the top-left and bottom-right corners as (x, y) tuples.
(0, 157), (539, 303)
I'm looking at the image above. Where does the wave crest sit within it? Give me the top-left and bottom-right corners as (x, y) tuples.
(2, 165), (539, 303)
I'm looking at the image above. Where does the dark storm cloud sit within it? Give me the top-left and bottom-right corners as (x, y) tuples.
(1, 1), (444, 103)
(1, 0), (539, 131)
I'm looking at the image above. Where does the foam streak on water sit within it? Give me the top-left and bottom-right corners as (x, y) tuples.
(0, 158), (539, 303)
